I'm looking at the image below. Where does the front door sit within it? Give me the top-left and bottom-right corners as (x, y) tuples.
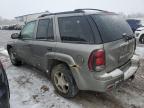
(15, 21), (37, 64)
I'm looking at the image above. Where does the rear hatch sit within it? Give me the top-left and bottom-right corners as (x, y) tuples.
(92, 14), (135, 72)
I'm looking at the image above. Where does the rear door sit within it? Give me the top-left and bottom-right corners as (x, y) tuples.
(92, 14), (135, 72)
(29, 17), (56, 71)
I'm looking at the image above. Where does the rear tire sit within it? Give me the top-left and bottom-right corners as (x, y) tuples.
(9, 48), (22, 66)
(139, 35), (144, 44)
(51, 64), (79, 98)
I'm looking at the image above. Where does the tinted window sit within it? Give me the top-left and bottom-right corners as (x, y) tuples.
(21, 21), (36, 39)
(93, 14), (133, 43)
(36, 19), (54, 40)
(58, 16), (94, 44)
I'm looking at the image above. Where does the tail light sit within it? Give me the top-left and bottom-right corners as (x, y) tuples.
(88, 49), (105, 72)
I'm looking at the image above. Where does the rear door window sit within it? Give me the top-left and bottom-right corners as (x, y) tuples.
(58, 16), (94, 44)
(92, 14), (133, 43)
(36, 19), (54, 40)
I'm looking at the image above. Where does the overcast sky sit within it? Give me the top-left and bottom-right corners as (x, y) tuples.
(0, 0), (144, 19)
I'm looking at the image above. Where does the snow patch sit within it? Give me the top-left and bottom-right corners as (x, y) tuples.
(135, 47), (144, 58)
(0, 48), (8, 56)
(7, 66), (82, 108)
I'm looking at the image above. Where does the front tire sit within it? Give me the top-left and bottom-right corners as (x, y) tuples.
(51, 64), (79, 98)
(9, 48), (22, 66)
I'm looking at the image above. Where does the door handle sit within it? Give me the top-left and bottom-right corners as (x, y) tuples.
(47, 47), (52, 51)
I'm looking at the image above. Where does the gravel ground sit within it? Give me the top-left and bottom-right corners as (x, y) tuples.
(0, 30), (144, 108)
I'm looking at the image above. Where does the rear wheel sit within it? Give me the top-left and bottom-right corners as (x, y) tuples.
(51, 64), (79, 98)
(139, 35), (144, 44)
(9, 48), (22, 66)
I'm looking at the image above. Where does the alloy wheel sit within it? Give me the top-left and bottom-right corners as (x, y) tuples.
(54, 71), (69, 93)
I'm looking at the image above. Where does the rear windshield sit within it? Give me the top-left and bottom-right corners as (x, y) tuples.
(92, 14), (133, 43)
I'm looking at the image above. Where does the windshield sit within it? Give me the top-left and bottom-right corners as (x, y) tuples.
(92, 14), (133, 43)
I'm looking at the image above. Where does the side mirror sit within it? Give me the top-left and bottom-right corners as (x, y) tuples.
(11, 33), (20, 39)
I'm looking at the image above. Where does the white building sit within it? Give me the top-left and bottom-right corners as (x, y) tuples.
(15, 11), (50, 25)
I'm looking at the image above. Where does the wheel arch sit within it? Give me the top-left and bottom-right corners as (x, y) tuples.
(45, 52), (79, 82)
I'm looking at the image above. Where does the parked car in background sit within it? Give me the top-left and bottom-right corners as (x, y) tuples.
(8, 24), (23, 30)
(126, 19), (144, 32)
(1, 24), (23, 30)
(0, 61), (10, 108)
(135, 26), (144, 44)
(8, 25), (16, 30)
(126, 19), (144, 44)
(2, 26), (9, 30)
(7, 9), (139, 98)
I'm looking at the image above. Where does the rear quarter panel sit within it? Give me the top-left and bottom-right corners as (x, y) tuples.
(55, 42), (103, 72)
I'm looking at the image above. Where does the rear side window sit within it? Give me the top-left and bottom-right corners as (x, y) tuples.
(92, 14), (133, 43)
(36, 19), (54, 40)
(58, 16), (94, 44)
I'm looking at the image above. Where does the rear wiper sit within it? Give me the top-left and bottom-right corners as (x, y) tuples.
(122, 33), (134, 41)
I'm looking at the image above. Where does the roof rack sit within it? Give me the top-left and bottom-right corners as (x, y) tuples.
(38, 14), (53, 18)
(38, 8), (110, 18)
(74, 8), (109, 13)
(38, 10), (82, 18)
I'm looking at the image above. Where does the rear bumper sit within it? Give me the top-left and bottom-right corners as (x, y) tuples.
(73, 55), (140, 92)
(94, 55), (139, 92)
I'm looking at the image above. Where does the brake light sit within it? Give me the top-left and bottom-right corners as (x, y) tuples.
(88, 49), (105, 71)
(95, 50), (105, 66)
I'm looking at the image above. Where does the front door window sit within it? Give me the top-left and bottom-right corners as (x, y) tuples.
(21, 21), (36, 39)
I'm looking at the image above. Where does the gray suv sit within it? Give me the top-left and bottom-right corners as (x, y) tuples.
(7, 9), (139, 98)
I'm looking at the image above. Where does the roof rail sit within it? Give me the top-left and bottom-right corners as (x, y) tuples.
(38, 10), (82, 18)
(38, 14), (50, 18)
(38, 9), (111, 18)
(74, 8), (109, 13)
